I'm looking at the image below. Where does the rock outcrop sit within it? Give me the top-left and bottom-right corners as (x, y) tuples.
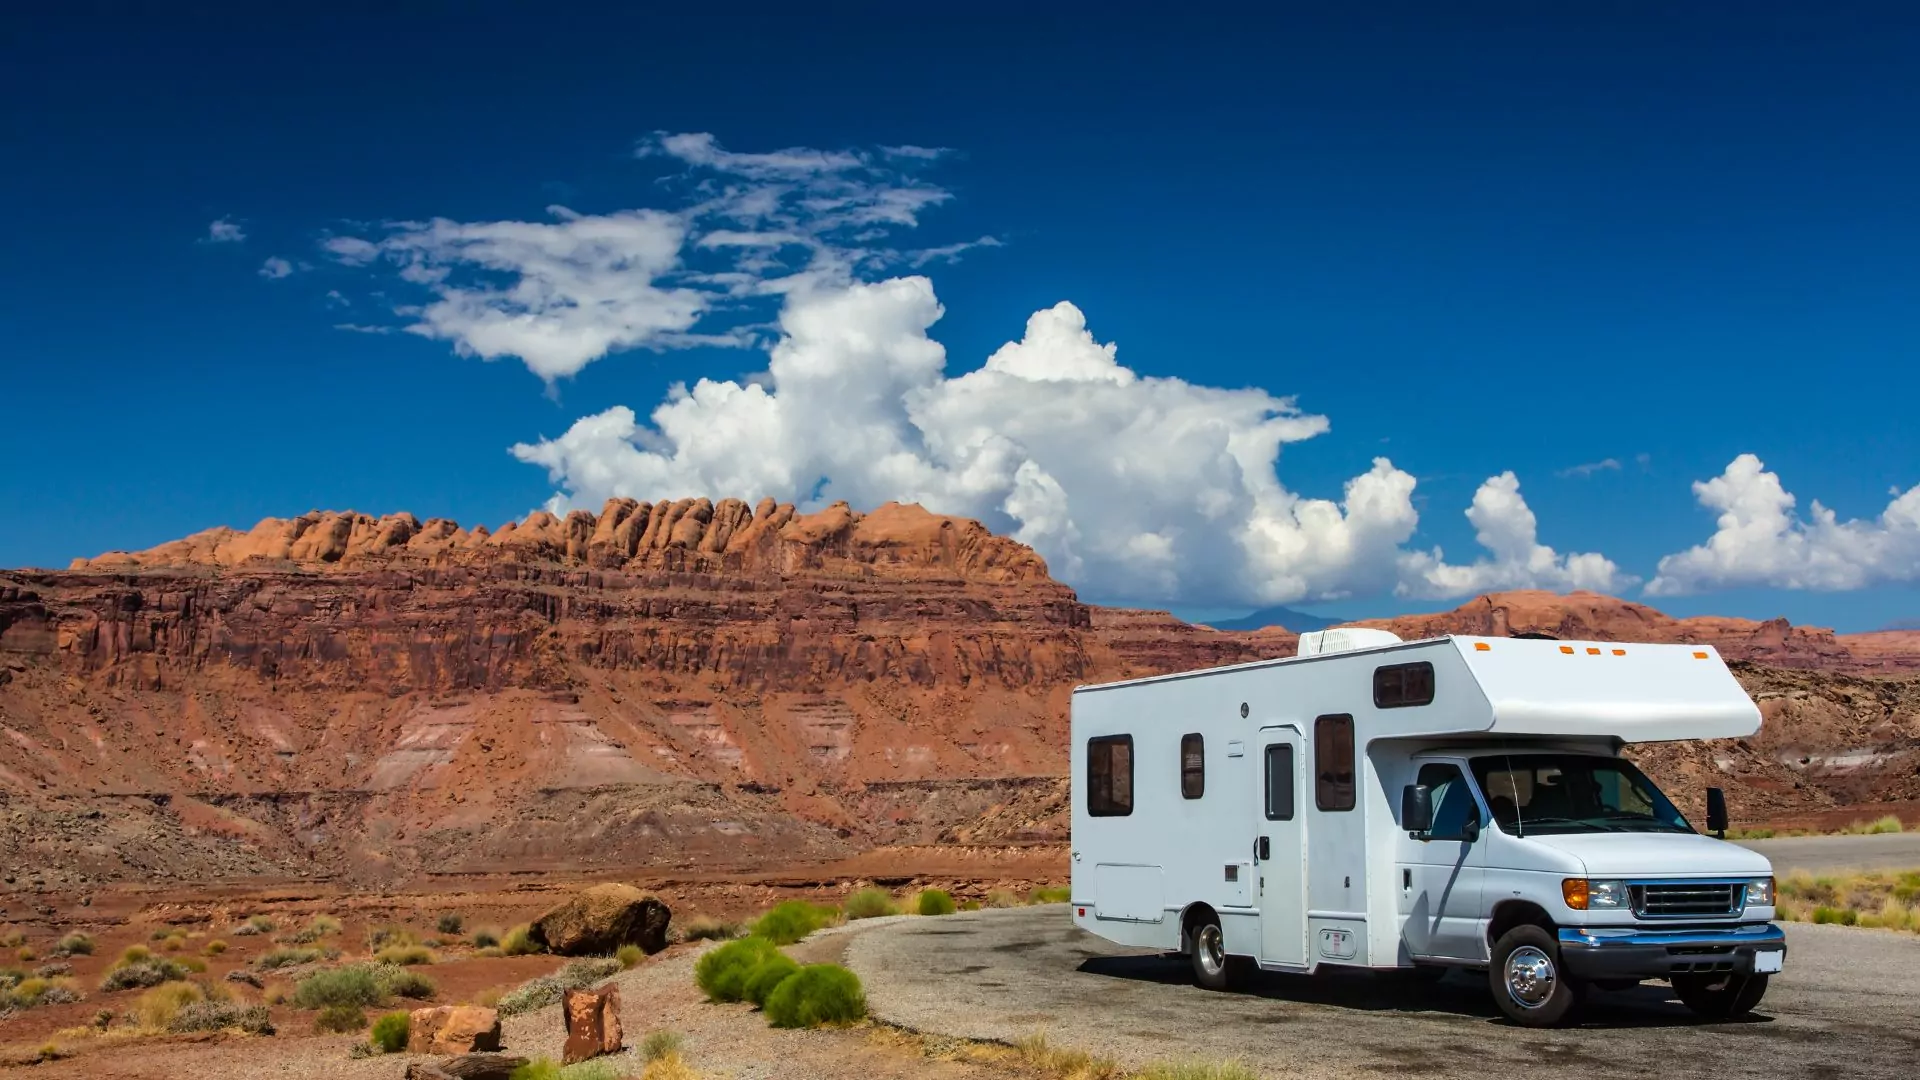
(532, 884), (670, 956)
(408, 1006), (503, 1056)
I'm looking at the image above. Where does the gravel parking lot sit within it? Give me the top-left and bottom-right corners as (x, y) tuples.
(847, 906), (1920, 1079)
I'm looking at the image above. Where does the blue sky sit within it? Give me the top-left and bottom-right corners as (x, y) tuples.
(1, 4), (1915, 630)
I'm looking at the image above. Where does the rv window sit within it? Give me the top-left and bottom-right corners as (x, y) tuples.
(1264, 744), (1294, 820)
(1414, 763), (1478, 840)
(1087, 735), (1133, 817)
(1314, 714), (1356, 812)
(1373, 661), (1435, 708)
(1180, 733), (1205, 799)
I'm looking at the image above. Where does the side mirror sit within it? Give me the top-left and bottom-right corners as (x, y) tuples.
(1401, 784), (1433, 836)
(1705, 787), (1729, 838)
(1462, 817), (1481, 843)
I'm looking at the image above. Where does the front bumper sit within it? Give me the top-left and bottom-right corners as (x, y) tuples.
(1557, 923), (1786, 980)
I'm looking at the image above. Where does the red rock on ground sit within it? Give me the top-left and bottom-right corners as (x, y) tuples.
(562, 984), (623, 1065)
(407, 1005), (503, 1056)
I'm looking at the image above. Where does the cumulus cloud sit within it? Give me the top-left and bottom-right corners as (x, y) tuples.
(512, 279), (1613, 606)
(1646, 454), (1920, 595)
(257, 256), (294, 279)
(204, 217), (246, 244)
(1396, 472), (1636, 598)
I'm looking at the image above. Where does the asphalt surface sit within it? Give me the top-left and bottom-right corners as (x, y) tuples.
(846, 906), (1920, 1079)
(1735, 833), (1920, 873)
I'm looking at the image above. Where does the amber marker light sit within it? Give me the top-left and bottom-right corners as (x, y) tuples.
(1562, 878), (1590, 909)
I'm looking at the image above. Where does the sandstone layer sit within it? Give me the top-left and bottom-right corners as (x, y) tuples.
(3, 501), (1916, 889)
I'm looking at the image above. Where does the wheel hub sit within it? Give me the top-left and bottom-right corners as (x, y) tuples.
(1504, 945), (1557, 1008)
(1196, 925), (1225, 976)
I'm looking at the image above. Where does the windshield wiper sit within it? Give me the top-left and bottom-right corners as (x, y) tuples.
(1510, 815), (1621, 832)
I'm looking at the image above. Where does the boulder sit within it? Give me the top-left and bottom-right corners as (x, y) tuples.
(404, 1054), (528, 1080)
(530, 883), (671, 956)
(561, 984), (624, 1065)
(407, 1005), (502, 1056)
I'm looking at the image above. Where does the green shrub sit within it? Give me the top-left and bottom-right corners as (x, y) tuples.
(366, 926), (414, 950)
(169, 1001), (274, 1036)
(119, 945), (153, 966)
(694, 936), (780, 1003)
(743, 952), (800, 1007)
(0, 975), (83, 1010)
(294, 965), (383, 1009)
(378, 966), (438, 1000)
(256, 947), (322, 970)
(471, 928), (501, 948)
(984, 889), (1019, 908)
(916, 889), (957, 916)
(500, 924), (541, 956)
(616, 944), (644, 970)
(495, 958), (621, 1017)
(0, 931), (22, 948)
(314, 1002), (367, 1034)
(641, 1029), (685, 1062)
(1029, 886), (1072, 904)
(751, 901), (835, 945)
(374, 945), (434, 966)
(150, 928), (175, 942)
(681, 917), (740, 942)
(1811, 905), (1859, 926)
(842, 888), (899, 920)
(369, 1010), (411, 1053)
(203, 940), (228, 956)
(762, 963), (866, 1028)
(99, 958), (189, 991)
(508, 1062), (561, 1080)
(436, 913), (464, 935)
(134, 981), (207, 1028)
(234, 915), (276, 937)
(56, 933), (94, 956)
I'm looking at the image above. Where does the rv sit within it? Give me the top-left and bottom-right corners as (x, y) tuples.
(1068, 629), (1785, 1027)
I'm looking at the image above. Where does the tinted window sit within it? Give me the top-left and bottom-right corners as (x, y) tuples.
(1314, 714), (1356, 812)
(1374, 662), (1435, 708)
(1471, 753), (1692, 836)
(1415, 762), (1478, 841)
(1087, 735), (1133, 816)
(1264, 744), (1294, 820)
(1180, 733), (1204, 799)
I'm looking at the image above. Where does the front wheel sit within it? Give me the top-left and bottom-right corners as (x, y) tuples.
(1673, 972), (1769, 1020)
(1488, 925), (1583, 1027)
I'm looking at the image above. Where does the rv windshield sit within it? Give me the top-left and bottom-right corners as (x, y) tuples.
(1469, 754), (1693, 836)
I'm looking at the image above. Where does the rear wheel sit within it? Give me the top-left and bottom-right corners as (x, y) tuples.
(1488, 924), (1583, 1027)
(1673, 972), (1769, 1020)
(1189, 919), (1233, 991)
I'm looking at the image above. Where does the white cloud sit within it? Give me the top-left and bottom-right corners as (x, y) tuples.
(1556, 457), (1621, 479)
(205, 217), (246, 244)
(512, 279), (1614, 606)
(258, 256), (294, 279)
(1646, 454), (1920, 595)
(327, 133), (959, 383)
(909, 235), (1003, 268)
(1396, 472), (1637, 598)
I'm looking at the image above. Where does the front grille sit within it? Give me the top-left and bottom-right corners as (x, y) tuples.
(1630, 882), (1743, 918)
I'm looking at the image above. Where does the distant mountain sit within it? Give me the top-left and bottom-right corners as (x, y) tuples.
(1206, 606), (1345, 633)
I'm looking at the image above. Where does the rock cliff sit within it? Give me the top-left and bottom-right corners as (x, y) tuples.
(2, 504), (1915, 888)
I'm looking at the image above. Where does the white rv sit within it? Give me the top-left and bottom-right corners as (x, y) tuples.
(1069, 629), (1785, 1027)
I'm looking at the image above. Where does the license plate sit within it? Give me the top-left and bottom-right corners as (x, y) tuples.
(1754, 951), (1784, 974)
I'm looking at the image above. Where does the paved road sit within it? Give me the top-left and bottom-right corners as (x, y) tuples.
(1735, 833), (1920, 873)
(846, 907), (1920, 1080)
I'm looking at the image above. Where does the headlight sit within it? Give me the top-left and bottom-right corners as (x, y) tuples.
(1561, 879), (1628, 910)
(1745, 877), (1775, 907)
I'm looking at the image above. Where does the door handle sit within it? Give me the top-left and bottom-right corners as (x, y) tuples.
(1255, 836), (1271, 861)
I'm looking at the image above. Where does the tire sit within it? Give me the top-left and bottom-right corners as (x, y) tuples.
(1673, 972), (1769, 1020)
(1189, 918), (1234, 991)
(1488, 924), (1583, 1027)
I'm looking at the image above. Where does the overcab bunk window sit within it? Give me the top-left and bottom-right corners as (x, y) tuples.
(1314, 714), (1356, 811)
(1374, 661), (1435, 708)
(1087, 735), (1134, 816)
(1180, 733), (1205, 799)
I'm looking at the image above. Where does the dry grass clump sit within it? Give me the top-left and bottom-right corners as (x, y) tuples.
(1132, 1061), (1260, 1080)
(374, 945), (435, 967)
(500, 924), (542, 956)
(641, 1029), (685, 1061)
(841, 888), (899, 920)
(680, 916), (741, 942)
(496, 957), (621, 1017)
(1014, 1033), (1123, 1080)
(232, 915), (276, 937)
(616, 944), (645, 970)
(1777, 868), (1920, 930)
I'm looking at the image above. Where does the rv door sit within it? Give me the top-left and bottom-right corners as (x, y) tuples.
(1257, 726), (1308, 968)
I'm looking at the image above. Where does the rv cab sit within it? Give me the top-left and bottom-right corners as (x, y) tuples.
(1068, 631), (1783, 1027)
